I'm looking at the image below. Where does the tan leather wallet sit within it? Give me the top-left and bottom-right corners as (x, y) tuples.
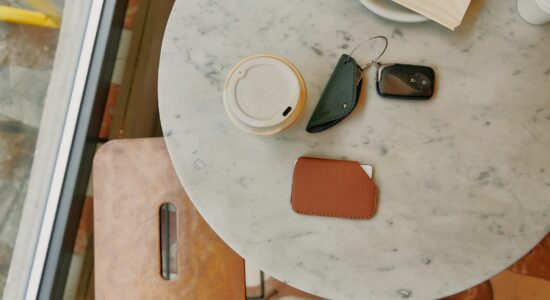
(291, 157), (378, 219)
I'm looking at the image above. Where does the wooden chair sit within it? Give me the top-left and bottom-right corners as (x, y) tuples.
(93, 138), (245, 299)
(508, 233), (550, 281)
(93, 138), (321, 299)
(440, 281), (493, 300)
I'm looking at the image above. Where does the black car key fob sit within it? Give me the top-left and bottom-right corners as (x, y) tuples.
(376, 64), (435, 100)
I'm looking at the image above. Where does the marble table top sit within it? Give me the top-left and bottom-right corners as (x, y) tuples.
(158, 0), (550, 299)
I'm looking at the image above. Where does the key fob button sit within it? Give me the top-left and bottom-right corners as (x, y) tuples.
(409, 73), (431, 90)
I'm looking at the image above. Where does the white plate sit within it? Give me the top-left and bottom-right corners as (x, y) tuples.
(359, 0), (428, 23)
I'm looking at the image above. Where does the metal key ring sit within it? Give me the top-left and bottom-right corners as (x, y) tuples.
(345, 35), (389, 71)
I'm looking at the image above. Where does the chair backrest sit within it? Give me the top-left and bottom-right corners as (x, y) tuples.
(93, 138), (245, 300)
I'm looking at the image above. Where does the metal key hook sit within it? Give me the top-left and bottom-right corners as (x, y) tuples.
(346, 35), (389, 71)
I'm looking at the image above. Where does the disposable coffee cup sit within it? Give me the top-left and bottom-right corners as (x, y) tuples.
(223, 54), (307, 136)
(518, 0), (550, 25)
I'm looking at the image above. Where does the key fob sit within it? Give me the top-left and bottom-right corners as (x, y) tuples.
(376, 64), (435, 100)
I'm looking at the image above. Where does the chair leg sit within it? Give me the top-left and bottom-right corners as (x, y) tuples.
(246, 271), (266, 300)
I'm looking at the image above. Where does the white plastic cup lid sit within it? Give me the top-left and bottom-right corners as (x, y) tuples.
(223, 54), (307, 135)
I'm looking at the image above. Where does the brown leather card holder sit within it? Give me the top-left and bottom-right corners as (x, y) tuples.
(291, 157), (378, 219)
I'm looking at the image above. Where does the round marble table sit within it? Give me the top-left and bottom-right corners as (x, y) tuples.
(158, 0), (550, 299)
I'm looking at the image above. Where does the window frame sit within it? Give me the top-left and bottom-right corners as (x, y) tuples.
(21, 0), (128, 298)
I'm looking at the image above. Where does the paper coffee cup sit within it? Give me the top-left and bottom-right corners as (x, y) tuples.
(223, 54), (307, 136)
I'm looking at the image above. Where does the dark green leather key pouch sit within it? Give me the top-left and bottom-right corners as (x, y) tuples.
(306, 54), (363, 133)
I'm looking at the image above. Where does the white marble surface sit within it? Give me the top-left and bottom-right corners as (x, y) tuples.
(158, 0), (550, 299)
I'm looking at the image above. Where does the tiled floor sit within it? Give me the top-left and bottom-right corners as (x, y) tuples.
(0, 0), (62, 294)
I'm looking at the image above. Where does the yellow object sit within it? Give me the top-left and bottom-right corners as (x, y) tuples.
(25, 0), (61, 23)
(0, 1), (60, 28)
